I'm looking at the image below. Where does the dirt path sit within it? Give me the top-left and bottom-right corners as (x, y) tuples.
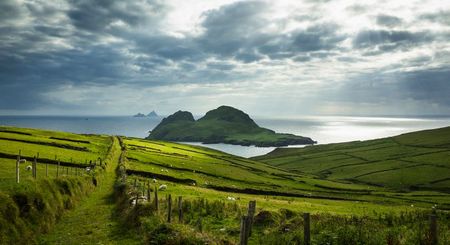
(39, 137), (140, 245)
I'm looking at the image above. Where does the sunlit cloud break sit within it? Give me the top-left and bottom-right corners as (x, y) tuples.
(0, 0), (449, 116)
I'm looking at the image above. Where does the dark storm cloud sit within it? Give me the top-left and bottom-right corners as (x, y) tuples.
(334, 68), (450, 106)
(198, 1), (345, 61)
(353, 30), (432, 50)
(420, 11), (450, 26)
(67, 0), (167, 32)
(198, 1), (269, 57)
(0, 0), (25, 22)
(376, 15), (402, 27)
(291, 23), (346, 52)
(0, 0), (449, 115)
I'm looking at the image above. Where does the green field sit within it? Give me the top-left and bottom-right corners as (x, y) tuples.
(0, 125), (449, 244)
(253, 126), (450, 193)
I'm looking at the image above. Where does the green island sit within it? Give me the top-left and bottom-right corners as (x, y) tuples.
(0, 125), (449, 244)
(146, 105), (316, 147)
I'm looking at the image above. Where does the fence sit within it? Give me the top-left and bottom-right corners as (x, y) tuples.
(12, 150), (101, 183)
(126, 177), (441, 245)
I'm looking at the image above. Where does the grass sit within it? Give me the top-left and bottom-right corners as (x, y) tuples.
(253, 126), (450, 193)
(39, 137), (140, 245)
(1, 125), (450, 244)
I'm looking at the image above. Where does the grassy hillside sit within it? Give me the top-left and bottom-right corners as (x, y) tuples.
(122, 136), (450, 210)
(1, 125), (449, 244)
(0, 126), (115, 243)
(253, 126), (450, 193)
(120, 136), (450, 244)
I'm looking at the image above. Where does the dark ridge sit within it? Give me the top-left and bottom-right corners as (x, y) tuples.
(49, 137), (91, 144)
(0, 152), (89, 168)
(206, 185), (367, 202)
(126, 158), (273, 187)
(0, 137), (90, 152)
(126, 169), (196, 185)
(0, 129), (32, 136)
(312, 184), (372, 194)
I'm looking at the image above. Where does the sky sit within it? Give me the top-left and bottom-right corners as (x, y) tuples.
(1, 0), (449, 117)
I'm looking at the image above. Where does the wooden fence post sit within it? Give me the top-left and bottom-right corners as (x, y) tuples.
(196, 218), (202, 232)
(167, 194), (172, 223)
(304, 213), (311, 245)
(16, 154), (20, 184)
(178, 196), (183, 222)
(154, 186), (159, 211)
(247, 200), (256, 237)
(430, 209), (438, 245)
(135, 188), (139, 205)
(239, 215), (250, 245)
(33, 155), (37, 179)
(147, 181), (151, 203)
(56, 159), (60, 178)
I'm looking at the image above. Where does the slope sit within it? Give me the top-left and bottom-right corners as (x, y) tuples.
(253, 126), (450, 192)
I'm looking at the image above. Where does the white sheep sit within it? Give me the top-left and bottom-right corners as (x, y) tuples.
(26, 165), (32, 171)
(86, 167), (91, 172)
(158, 184), (167, 191)
(227, 196), (236, 201)
(152, 178), (157, 183)
(19, 159), (27, 164)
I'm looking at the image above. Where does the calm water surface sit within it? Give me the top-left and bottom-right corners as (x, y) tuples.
(1, 115), (449, 157)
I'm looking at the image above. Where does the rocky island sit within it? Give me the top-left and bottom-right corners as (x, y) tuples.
(146, 105), (315, 147)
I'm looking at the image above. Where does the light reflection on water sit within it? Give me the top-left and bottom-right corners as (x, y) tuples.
(1, 115), (449, 158)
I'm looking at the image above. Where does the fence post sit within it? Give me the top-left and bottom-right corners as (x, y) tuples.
(16, 154), (20, 184)
(135, 188), (139, 205)
(36, 153), (40, 178)
(247, 200), (256, 237)
(430, 209), (438, 245)
(147, 181), (151, 203)
(304, 213), (311, 245)
(178, 196), (183, 222)
(167, 194), (172, 223)
(154, 186), (159, 211)
(56, 159), (60, 178)
(196, 218), (202, 232)
(239, 215), (249, 245)
(33, 155), (37, 179)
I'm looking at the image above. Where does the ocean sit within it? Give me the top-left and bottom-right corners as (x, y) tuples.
(1, 115), (449, 157)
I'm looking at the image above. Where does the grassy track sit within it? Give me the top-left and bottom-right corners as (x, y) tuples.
(39, 137), (140, 244)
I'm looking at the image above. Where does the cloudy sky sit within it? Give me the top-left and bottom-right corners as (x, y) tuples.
(1, 0), (449, 117)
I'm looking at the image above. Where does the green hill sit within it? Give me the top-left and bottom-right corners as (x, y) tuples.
(252, 126), (450, 192)
(146, 105), (315, 147)
(1, 125), (450, 244)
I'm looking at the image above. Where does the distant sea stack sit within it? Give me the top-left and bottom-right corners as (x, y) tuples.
(133, 111), (160, 118)
(147, 110), (159, 118)
(146, 105), (315, 147)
